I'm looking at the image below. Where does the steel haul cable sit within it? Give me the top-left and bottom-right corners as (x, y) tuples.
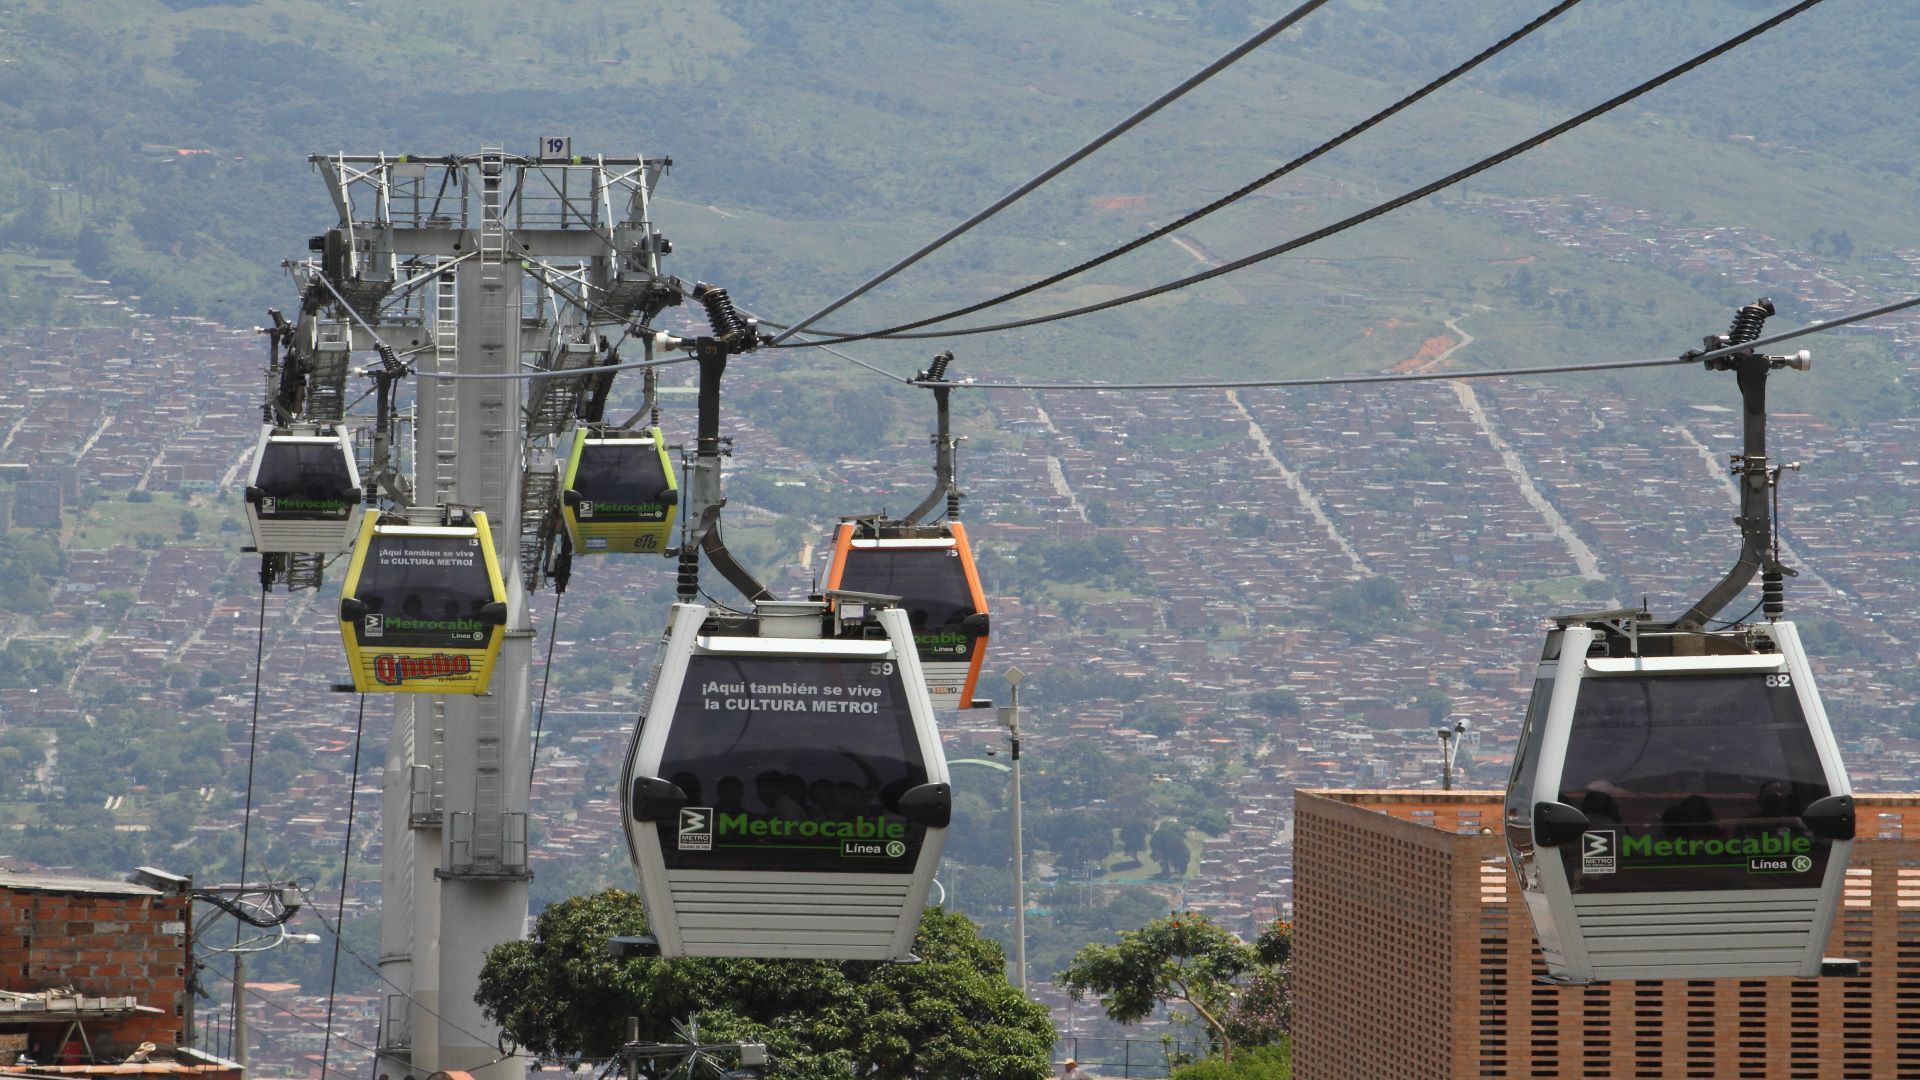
(768, 0), (1334, 345)
(231, 584), (269, 1046)
(793, 0), (1827, 342)
(779, 0), (1586, 346)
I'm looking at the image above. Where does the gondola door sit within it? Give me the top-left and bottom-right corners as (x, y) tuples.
(622, 602), (951, 960)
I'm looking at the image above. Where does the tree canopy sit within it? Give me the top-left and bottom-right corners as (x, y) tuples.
(476, 889), (1053, 1080)
(1057, 913), (1292, 1063)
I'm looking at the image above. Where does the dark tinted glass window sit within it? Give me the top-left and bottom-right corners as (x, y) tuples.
(654, 654), (930, 873)
(572, 440), (670, 522)
(1556, 672), (1832, 893)
(352, 535), (495, 648)
(839, 547), (978, 660)
(257, 442), (355, 519)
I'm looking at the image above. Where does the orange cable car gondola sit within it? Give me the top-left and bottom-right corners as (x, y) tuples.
(825, 520), (989, 711)
(337, 511), (507, 694)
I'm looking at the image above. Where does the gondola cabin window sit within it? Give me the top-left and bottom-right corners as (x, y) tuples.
(351, 536), (495, 648)
(655, 654), (931, 874)
(255, 442), (355, 519)
(572, 441), (671, 523)
(1555, 672), (1833, 893)
(836, 547), (976, 659)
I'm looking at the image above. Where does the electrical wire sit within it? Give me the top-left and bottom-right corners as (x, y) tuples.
(768, 0), (1334, 345)
(198, 962), (381, 1076)
(318, 694), (368, 1080)
(232, 583), (269, 1036)
(780, 0), (1586, 346)
(795, 0), (1827, 342)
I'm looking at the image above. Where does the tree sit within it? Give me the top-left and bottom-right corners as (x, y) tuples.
(1150, 821), (1192, 877)
(1057, 912), (1256, 1060)
(476, 890), (1053, 1080)
(1118, 819), (1149, 860)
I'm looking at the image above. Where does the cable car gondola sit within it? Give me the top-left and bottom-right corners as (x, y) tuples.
(1505, 299), (1854, 983)
(337, 512), (507, 695)
(621, 599), (951, 960)
(243, 424), (363, 553)
(560, 426), (678, 555)
(825, 520), (989, 710)
(1505, 616), (1852, 982)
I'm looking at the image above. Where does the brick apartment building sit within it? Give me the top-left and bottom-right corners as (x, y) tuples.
(1293, 790), (1920, 1080)
(0, 867), (237, 1079)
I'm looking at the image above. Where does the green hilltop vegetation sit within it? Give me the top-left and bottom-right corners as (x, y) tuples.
(1, 0), (1917, 415)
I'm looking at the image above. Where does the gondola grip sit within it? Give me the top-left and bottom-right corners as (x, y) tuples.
(1532, 801), (1590, 848)
(630, 776), (689, 823)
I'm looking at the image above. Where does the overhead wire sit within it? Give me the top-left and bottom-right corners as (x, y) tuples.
(318, 694), (368, 1080)
(231, 584), (269, 1030)
(809, 293), (1920, 393)
(788, 0), (1827, 342)
(779, 0), (1586, 346)
(767, 0), (1334, 345)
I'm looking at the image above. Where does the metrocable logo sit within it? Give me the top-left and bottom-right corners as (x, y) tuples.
(716, 812), (907, 842)
(372, 653), (474, 686)
(914, 632), (971, 646)
(384, 616), (485, 633)
(579, 501), (664, 518)
(263, 497), (347, 514)
(1620, 833), (1813, 859)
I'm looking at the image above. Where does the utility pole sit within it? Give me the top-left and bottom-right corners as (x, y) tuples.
(1000, 666), (1028, 995)
(288, 147), (684, 1080)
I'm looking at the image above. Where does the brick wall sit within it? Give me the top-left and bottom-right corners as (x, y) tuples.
(0, 881), (191, 1054)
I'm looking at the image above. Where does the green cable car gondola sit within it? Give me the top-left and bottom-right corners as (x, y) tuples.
(560, 427), (678, 555)
(337, 512), (507, 695)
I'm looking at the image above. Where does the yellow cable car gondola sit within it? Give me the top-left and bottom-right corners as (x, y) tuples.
(560, 426), (678, 555)
(825, 520), (989, 710)
(337, 512), (507, 694)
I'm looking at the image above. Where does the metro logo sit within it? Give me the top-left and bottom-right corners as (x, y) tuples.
(716, 812), (906, 841)
(372, 653), (474, 686)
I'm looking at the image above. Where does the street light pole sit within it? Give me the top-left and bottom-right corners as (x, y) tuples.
(1000, 666), (1028, 995)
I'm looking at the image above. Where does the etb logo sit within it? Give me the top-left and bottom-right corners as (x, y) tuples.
(677, 807), (713, 851)
(1582, 830), (1617, 874)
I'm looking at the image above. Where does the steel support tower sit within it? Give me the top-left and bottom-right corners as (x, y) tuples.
(287, 146), (682, 1080)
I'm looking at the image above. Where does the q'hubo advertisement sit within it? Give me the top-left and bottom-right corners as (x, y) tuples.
(1578, 827), (1821, 887)
(656, 656), (927, 873)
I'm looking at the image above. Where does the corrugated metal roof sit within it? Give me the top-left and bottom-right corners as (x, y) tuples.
(0, 876), (157, 899)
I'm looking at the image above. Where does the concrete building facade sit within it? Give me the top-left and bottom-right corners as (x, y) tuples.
(1294, 789), (1920, 1080)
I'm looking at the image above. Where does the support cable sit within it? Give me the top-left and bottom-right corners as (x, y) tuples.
(813, 292), (1920, 394)
(291, 880), (514, 1060)
(767, 0), (1333, 345)
(529, 590), (563, 794)
(318, 694), (368, 1080)
(230, 584), (269, 1032)
(788, 0), (1825, 342)
(779, 0), (1584, 346)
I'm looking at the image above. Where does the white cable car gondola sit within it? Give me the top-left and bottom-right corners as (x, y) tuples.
(621, 598), (951, 961)
(825, 520), (989, 710)
(560, 426), (679, 555)
(1505, 300), (1855, 983)
(243, 424), (363, 553)
(337, 512), (507, 695)
(1504, 616), (1853, 982)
